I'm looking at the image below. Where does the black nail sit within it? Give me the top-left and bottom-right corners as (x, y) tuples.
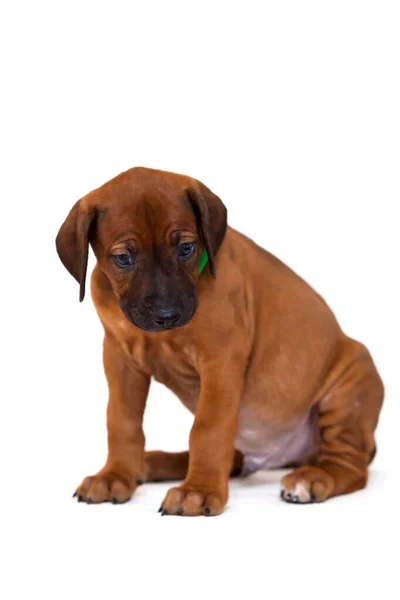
(136, 478), (143, 486)
(310, 494), (316, 503)
(176, 508), (183, 516)
(161, 509), (168, 516)
(112, 497), (118, 504)
(280, 489), (284, 499)
(286, 492), (292, 499)
(87, 497), (92, 504)
(158, 505), (163, 513)
(203, 507), (211, 516)
(72, 492), (77, 498)
(77, 495), (82, 502)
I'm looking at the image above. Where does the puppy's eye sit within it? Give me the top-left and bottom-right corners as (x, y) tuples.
(113, 253), (133, 267)
(179, 242), (196, 258)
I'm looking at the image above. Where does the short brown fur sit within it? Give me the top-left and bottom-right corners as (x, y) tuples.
(56, 167), (384, 515)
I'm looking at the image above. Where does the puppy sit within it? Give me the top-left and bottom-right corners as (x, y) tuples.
(56, 167), (384, 515)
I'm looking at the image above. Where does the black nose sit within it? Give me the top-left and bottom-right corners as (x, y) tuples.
(153, 308), (181, 328)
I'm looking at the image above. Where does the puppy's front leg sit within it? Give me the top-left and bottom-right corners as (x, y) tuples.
(161, 355), (245, 516)
(74, 335), (150, 504)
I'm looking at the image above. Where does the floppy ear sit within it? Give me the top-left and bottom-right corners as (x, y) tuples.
(187, 181), (227, 278)
(55, 199), (96, 302)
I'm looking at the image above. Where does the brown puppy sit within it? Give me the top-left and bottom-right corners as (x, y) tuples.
(56, 167), (384, 515)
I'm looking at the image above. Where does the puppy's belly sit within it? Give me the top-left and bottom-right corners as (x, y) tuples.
(235, 405), (318, 475)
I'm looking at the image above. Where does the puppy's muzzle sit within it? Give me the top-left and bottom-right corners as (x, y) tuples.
(120, 298), (196, 332)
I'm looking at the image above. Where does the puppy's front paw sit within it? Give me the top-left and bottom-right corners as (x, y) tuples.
(74, 471), (140, 504)
(160, 485), (227, 517)
(280, 466), (335, 504)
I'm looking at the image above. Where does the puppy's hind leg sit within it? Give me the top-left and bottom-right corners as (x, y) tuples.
(145, 449), (243, 482)
(281, 340), (384, 504)
(144, 451), (189, 482)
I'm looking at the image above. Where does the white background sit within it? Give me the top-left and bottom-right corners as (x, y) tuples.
(1, 1), (399, 599)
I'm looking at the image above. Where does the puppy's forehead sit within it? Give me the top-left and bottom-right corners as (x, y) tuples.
(91, 168), (197, 245)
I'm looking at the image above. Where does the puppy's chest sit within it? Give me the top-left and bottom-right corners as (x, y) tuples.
(127, 336), (200, 404)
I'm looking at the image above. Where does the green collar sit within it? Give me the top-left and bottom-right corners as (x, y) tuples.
(198, 248), (208, 274)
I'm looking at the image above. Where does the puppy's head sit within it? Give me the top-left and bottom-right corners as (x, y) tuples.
(56, 168), (227, 332)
